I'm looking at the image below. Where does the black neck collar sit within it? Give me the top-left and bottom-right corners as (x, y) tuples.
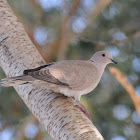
(90, 60), (95, 63)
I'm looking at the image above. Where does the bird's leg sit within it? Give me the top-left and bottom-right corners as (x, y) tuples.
(73, 98), (91, 120)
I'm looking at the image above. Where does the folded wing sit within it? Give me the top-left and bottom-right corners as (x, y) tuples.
(25, 60), (99, 91)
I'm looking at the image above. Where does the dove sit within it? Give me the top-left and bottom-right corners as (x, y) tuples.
(1, 50), (117, 119)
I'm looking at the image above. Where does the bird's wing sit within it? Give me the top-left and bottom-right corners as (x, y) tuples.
(24, 60), (99, 90)
(24, 63), (69, 86)
(49, 60), (99, 90)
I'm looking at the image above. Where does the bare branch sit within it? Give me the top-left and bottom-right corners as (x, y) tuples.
(56, 0), (113, 60)
(109, 67), (140, 116)
(48, 0), (81, 61)
(45, 0), (113, 61)
(86, 0), (113, 27)
(0, 0), (104, 139)
(64, 0), (81, 24)
(76, 31), (140, 47)
(107, 32), (140, 46)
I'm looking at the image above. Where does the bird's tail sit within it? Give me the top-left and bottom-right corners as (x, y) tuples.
(0, 75), (35, 87)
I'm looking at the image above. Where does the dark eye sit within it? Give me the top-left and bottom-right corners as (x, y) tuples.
(102, 54), (105, 57)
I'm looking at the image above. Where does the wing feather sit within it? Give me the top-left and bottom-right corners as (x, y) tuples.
(49, 60), (99, 90)
(24, 63), (69, 86)
(24, 60), (99, 90)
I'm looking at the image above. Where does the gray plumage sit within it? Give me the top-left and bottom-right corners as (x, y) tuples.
(1, 51), (117, 101)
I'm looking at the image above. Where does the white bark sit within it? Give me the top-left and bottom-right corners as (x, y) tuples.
(0, 0), (104, 140)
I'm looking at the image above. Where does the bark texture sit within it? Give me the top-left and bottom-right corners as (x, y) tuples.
(0, 0), (104, 139)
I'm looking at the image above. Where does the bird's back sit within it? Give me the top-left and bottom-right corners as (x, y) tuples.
(48, 60), (100, 91)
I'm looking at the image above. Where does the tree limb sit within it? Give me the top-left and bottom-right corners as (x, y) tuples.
(86, 0), (113, 27)
(47, 0), (81, 61)
(109, 67), (140, 116)
(36, 0), (113, 62)
(0, 0), (104, 139)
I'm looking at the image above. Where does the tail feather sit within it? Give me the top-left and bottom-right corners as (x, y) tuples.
(0, 75), (36, 87)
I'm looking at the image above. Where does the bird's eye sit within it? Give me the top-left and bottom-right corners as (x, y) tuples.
(102, 54), (105, 57)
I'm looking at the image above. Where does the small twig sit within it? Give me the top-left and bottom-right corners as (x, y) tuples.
(107, 32), (140, 46)
(109, 67), (140, 116)
(76, 31), (140, 47)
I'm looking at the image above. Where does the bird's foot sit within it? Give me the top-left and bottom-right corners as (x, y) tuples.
(75, 100), (91, 120)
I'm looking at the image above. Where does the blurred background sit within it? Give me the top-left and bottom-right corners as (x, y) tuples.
(0, 0), (140, 139)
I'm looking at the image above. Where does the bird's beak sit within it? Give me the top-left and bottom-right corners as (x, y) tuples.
(109, 58), (117, 64)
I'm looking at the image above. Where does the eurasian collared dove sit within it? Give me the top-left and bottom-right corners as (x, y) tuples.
(1, 50), (117, 119)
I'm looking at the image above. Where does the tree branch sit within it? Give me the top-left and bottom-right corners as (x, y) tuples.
(109, 67), (140, 116)
(75, 31), (140, 47)
(86, 0), (113, 27)
(43, 0), (113, 62)
(0, 0), (104, 139)
(48, 0), (81, 61)
(50, 0), (113, 61)
(57, 0), (81, 60)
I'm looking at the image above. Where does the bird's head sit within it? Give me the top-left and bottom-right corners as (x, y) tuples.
(90, 51), (117, 66)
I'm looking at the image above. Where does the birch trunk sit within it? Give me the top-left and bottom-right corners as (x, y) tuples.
(0, 0), (104, 139)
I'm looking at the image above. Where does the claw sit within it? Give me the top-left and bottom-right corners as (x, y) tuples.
(73, 98), (91, 120)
